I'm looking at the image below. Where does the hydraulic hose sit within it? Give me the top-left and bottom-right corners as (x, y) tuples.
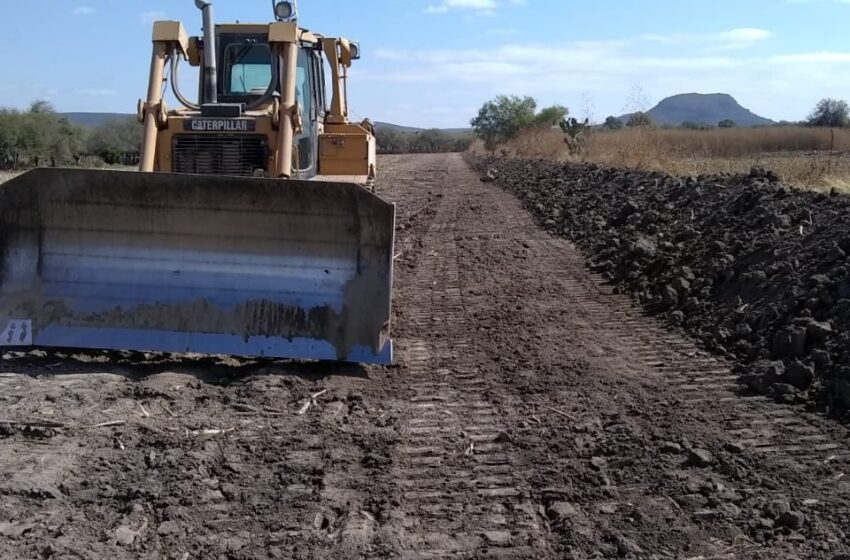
(170, 49), (201, 111)
(168, 44), (280, 112)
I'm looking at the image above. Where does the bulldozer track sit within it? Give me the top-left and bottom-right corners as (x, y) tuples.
(382, 154), (850, 557)
(549, 250), (850, 470)
(391, 157), (547, 558)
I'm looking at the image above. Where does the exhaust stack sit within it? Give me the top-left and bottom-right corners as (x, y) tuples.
(195, 0), (217, 104)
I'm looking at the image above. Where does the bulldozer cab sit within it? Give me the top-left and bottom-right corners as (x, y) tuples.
(218, 35), (276, 100)
(138, 2), (375, 182)
(201, 29), (322, 174)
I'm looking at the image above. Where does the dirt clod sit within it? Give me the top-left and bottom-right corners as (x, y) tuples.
(686, 448), (715, 467)
(776, 510), (807, 531)
(660, 441), (683, 454)
(547, 502), (579, 522)
(115, 525), (137, 546)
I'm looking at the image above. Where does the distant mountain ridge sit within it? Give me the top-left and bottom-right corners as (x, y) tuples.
(621, 93), (774, 127)
(373, 122), (472, 135)
(62, 112), (135, 127)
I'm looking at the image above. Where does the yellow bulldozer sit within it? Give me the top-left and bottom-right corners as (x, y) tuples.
(0, 1), (395, 364)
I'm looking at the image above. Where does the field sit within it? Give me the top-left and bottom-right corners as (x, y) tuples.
(1, 153), (849, 559)
(487, 126), (850, 192)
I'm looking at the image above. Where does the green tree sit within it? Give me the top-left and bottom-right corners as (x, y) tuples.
(533, 105), (569, 128)
(718, 119), (736, 128)
(0, 100), (85, 168)
(0, 109), (23, 168)
(681, 121), (713, 130)
(471, 95), (537, 153)
(51, 116), (85, 166)
(626, 112), (654, 128)
(86, 118), (142, 164)
(375, 128), (411, 154)
(603, 116), (624, 130)
(18, 104), (57, 166)
(28, 100), (56, 114)
(452, 134), (474, 152)
(375, 127), (471, 154)
(413, 129), (446, 153)
(807, 98), (850, 127)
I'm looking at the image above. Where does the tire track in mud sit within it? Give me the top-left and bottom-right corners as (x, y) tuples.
(388, 155), (548, 558)
(550, 251), (850, 469)
(443, 153), (849, 557)
(464, 158), (850, 472)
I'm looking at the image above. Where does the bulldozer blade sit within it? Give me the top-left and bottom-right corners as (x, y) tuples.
(0, 169), (395, 364)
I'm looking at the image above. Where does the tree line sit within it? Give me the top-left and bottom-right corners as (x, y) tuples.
(597, 98), (850, 131)
(468, 95), (850, 154)
(470, 95), (592, 154)
(0, 100), (475, 166)
(375, 127), (474, 154)
(0, 101), (141, 170)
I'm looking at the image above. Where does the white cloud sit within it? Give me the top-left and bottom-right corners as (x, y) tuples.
(641, 28), (773, 51)
(140, 11), (167, 24)
(72, 6), (95, 16)
(368, 27), (850, 125)
(770, 52), (850, 63)
(425, 0), (522, 15)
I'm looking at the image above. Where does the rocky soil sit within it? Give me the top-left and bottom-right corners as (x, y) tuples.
(472, 156), (850, 411)
(1, 154), (848, 559)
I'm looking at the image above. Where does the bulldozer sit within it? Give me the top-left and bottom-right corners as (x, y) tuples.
(0, 1), (395, 364)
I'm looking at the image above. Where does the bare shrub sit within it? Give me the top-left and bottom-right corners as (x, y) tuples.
(509, 128), (571, 160)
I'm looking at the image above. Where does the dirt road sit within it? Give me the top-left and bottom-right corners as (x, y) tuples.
(0, 172), (20, 185)
(1, 153), (848, 559)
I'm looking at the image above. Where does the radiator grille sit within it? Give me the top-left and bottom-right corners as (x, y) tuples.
(172, 135), (267, 176)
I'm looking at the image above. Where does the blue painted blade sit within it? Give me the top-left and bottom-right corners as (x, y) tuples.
(0, 169), (395, 364)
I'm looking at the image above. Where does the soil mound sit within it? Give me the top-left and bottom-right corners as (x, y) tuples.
(471, 156), (850, 409)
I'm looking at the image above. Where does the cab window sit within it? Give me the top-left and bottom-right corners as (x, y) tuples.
(294, 47), (315, 171)
(223, 43), (272, 95)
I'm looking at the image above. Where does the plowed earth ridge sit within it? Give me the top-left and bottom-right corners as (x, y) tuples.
(0, 154), (848, 559)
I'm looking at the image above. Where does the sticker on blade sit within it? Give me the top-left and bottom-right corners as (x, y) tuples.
(0, 320), (33, 346)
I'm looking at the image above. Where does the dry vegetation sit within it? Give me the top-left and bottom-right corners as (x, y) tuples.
(474, 126), (850, 192)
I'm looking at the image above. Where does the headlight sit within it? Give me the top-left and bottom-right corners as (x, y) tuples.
(350, 41), (361, 60)
(274, 1), (294, 20)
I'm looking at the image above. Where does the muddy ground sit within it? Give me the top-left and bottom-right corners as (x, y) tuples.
(471, 157), (850, 412)
(1, 153), (849, 559)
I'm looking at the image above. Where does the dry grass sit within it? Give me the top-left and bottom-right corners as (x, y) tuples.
(470, 129), (570, 161)
(584, 128), (850, 192)
(587, 126), (850, 159)
(474, 126), (850, 192)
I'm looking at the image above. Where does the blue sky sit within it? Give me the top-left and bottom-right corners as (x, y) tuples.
(1, 0), (849, 127)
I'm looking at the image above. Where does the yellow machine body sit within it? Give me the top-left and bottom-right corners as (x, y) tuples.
(140, 20), (377, 182)
(0, 5), (395, 364)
